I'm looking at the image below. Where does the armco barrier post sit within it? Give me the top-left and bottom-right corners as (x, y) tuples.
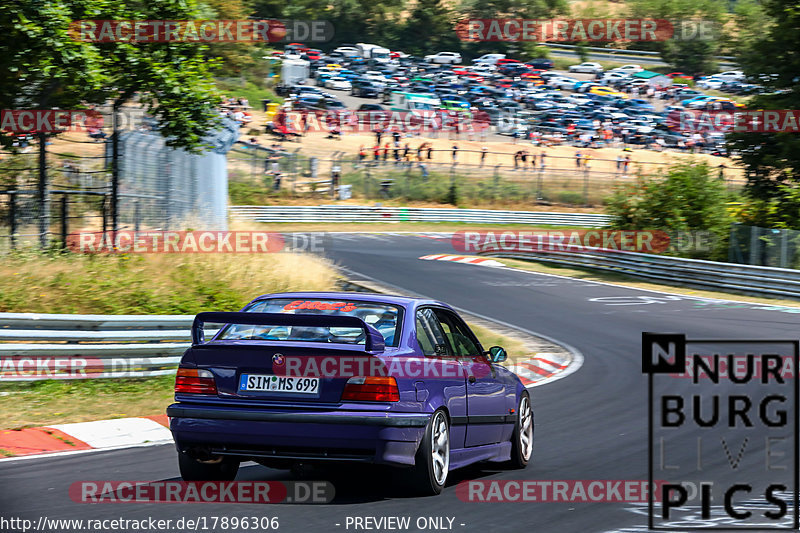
(8, 191), (17, 250)
(60, 195), (68, 251)
(37, 132), (49, 250)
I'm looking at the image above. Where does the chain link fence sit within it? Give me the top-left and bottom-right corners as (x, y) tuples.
(0, 115), (238, 252)
(227, 143), (744, 207)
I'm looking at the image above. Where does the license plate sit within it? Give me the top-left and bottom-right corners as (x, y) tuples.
(239, 374), (320, 395)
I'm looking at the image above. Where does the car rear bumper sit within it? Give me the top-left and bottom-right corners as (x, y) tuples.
(167, 404), (430, 466)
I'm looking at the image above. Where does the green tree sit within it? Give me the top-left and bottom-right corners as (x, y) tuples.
(727, 0), (800, 204)
(461, 0), (568, 59)
(0, 0), (222, 150)
(606, 161), (731, 258)
(398, 0), (458, 56)
(625, 0), (725, 75)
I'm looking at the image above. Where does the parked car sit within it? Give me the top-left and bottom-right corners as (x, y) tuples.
(548, 76), (580, 90)
(589, 86), (627, 98)
(324, 76), (352, 91)
(569, 62), (603, 74)
(472, 54), (506, 65)
(527, 58), (554, 70)
(611, 64), (644, 74)
(424, 52), (463, 65)
(169, 293), (533, 495)
(351, 79), (380, 98)
(696, 77), (726, 90)
(714, 70), (745, 82)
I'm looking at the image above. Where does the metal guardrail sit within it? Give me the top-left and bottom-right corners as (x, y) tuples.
(229, 206), (613, 227)
(540, 43), (737, 69)
(0, 314), (222, 381)
(480, 247), (800, 299)
(540, 42), (736, 61)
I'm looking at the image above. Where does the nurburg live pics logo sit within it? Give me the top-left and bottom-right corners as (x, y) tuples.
(642, 332), (799, 530)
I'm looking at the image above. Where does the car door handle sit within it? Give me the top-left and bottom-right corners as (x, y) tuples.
(468, 375), (476, 384)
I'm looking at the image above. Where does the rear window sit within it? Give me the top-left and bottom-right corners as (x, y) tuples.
(215, 298), (403, 347)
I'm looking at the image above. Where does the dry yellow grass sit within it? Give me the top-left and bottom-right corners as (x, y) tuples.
(0, 252), (339, 314)
(0, 377), (176, 430)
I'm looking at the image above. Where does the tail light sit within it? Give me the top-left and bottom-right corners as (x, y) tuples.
(341, 376), (399, 402)
(175, 367), (217, 395)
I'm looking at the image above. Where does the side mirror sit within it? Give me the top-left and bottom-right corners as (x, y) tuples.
(488, 346), (507, 363)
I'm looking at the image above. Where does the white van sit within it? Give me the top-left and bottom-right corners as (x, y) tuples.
(357, 43), (391, 63)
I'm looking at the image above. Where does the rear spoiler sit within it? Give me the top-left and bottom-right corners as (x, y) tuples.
(191, 312), (386, 353)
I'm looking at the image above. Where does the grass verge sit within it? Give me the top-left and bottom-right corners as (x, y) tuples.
(0, 252), (338, 314)
(0, 376), (175, 430)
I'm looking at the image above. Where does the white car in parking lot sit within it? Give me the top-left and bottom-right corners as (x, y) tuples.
(611, 64), (643, 74)
(424, 52), (462, 64)
(470, 64), (496, 74)
(714, 70), (745, 82)
(472, 53), (505, 65)
(697, 77), (726, 90)
(548, 76), (580, 90)
(324, 76), (352, 91)
(602, 71), (629, 82)
(569, 62), (603, 74)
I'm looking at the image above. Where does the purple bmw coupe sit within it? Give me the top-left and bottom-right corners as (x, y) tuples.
(167, 292), (533, 495)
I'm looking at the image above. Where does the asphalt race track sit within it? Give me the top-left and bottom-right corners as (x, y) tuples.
(3, 233), (800, 532)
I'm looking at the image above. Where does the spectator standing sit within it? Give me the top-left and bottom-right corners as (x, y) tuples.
(419, 161), (429, 179)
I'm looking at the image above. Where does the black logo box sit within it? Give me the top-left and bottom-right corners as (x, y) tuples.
(642, 332), (799, 530)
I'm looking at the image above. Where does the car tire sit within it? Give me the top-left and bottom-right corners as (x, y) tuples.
(507, 392), (534, 469)
(178, 451), (240, 481)
(404, 409), (450, 496)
